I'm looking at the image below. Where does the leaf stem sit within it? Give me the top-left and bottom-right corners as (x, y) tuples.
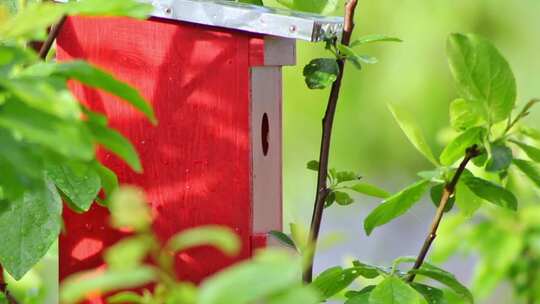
(503, 98), (540, 135)
(303, 0), (358, 283)
(407, 145), (480, 282)
(39, 15), (67, 60)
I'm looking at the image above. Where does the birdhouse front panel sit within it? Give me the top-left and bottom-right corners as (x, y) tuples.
(55, 0), (342, 300)
(56, 15), (293, 285)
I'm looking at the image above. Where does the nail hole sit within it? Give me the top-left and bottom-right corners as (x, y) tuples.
(261, 113), (269, 156)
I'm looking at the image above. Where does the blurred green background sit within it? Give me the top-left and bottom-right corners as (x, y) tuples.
(279, 1), (540, 303)
(283, 0), (540, 223)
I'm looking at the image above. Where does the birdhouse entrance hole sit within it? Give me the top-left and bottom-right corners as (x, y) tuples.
(261, 113), (270, 156)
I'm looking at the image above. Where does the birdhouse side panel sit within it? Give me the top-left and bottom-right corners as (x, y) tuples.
(250, 66), (283, 236)
(57, 16), (255, 285)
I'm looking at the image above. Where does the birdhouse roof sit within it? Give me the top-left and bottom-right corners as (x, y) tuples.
(141, 0), (344, 41)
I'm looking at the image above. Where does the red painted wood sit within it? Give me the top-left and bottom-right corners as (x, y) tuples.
(57, 16), (275, 292)
(250, 234), (268, 252)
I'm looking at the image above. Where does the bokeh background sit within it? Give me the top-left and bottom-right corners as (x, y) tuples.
(278, 0), (540, 303)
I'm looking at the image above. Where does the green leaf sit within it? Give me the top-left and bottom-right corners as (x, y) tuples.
(513, 159), (540, 187)
(109, 186), (151, 231)
(0, 0), (17, 15)
(348, 56), (363, 70)
(345, 286), (374, 304)
(0, 46), (37, 76)
(410, 263), (473, 303)
(485, 144), (512, 172)
(312, 267), (357, 300)
(430, 183), (455, 212)
(455, 180), (482, 217)
(336, 171), (358, 183)
(350, 34), (402, 47)
(0, 76), (80, 119)
(0, 178), (62, 280)
(0, 0), (151, 39)
(166, 226), (241, 256)
(46, 160), (101, 213)
(0, 99), (94, 160)
(68, 0), (153, 18)
(447, 33), (516, 123)
(0, 3), (66, 39)
(199, 250), (304, 304)
(337, 44), (357, 58)
(439, 127), (485, 166)
(238, 0), (264, 5)
(334, 191), (354, 206)
(357, 55), (378, 64)
(388, 104), (438, 166)
(461, 170), (517, 210)
(108, 291), (144, 304)
(364, 180), (430, 235)
(351, 261), (383, 279)
(312, 264), (380, 300)
(303, 58), (339, 90)
(275, 0), (337, 14)
(329, 168), (337, 180)
(160, 283), (198, 304)
(520, 126), (540, 141)
(472, 151), (488, 167)
(268, 231), (296, 250)
(369, 276), (427, 304)
(325, 191), (336, 208)
(510, 140), (540, 163)
(0, 129), (45, 200)
(411, 283), (445, 304)
(337, 45), (378, 67)
(86, 119), (142, 173)
(43, 61), (156, 124)
(417, 168), (445, 183)
(105, 235), (153, 271)
(349, 183), (390, 199)
(289, 222), (309, 252)
(267, 287), (320, 304)
(449, 98), (486, 130)
(60, 267), (157, 304)
(468, 222), (523, 298)
(93, 162), (118, 197)
(306, 160), (319, 171)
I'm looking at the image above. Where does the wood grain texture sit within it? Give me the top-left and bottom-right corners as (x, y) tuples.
(57, 16), (290, 300)
(251, 67), (282, 234)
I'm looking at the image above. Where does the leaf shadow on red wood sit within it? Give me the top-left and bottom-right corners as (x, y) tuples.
(57, 17), (260, 296)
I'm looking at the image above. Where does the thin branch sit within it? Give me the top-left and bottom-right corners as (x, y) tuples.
(0, 283), (19, 304)
(407, 145), (480, 282)
(303, 0), (358, 283)
(39, 15), (67, 60)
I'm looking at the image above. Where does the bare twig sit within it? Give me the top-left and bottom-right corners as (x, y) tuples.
(303, 0), (359, 283)
(0, 283), (19, 304)
(39, 15), (67, 60)
(407, 145), (480, 282)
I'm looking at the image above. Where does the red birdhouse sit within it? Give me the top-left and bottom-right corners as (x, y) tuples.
(57, 0), (342, 292)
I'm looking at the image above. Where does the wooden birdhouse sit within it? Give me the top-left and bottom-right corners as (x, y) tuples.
(57, 0), (342, 288)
